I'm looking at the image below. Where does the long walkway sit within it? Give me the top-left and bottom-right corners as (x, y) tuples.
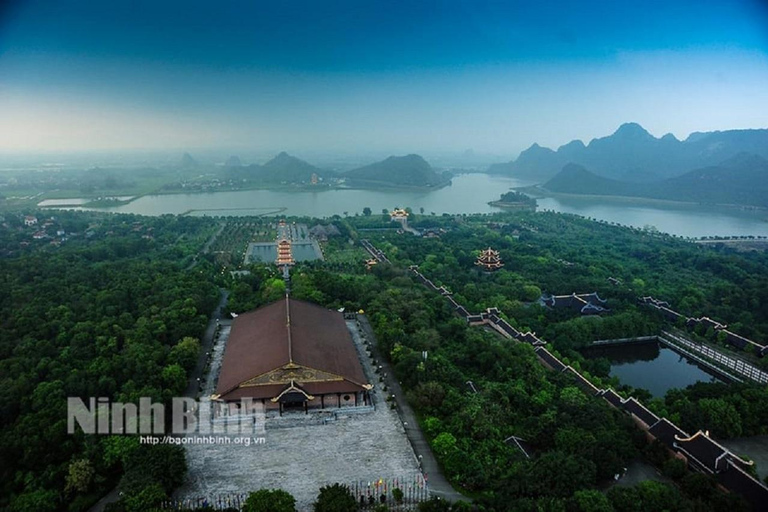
(357, 315), (467, 503)
(661, 331), (768, 384)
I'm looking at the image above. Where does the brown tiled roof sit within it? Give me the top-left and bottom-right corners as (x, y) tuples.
(717, 460), (768, 510)
(674, 431), (754, 474)
(535, 347), (566, 372)
(621, 397), (660, 427)
(601, 389), (624, 408)
(216, 298), (369, 399)
(648, 418), (688, 447)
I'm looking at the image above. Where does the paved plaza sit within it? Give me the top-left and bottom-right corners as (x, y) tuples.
(175, 319), (422, 511)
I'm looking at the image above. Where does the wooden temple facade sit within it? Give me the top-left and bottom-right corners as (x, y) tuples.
(213, 297), (372, 414)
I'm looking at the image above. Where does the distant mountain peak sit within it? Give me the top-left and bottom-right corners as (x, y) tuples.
(661, 133), (679, 142)
(180, 152), (198, 167)
(263, 151), (318, 170)
(612, 122), (652, 139)
(225, 155), (242, 167)
(346, 154), (445, 187)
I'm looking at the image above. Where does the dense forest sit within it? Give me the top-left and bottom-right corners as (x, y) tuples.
(231, 210), (768, 510)
(2, 208), (768, 511)
(0, 212), (220, 511)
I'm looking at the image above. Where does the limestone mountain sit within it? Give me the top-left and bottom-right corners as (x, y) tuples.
(489, 123), (768, 183)
(221, 152), (331, 184)
(224, 155), (242, 167)
(259, 152), (328, 182)
(543, 153), (768, 208)
(345, 154), (450, 187)
(179, 152), (199, 168)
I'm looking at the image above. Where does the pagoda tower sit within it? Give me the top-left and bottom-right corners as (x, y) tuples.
(475, 247), (503, 271)
(276, 239), (294, 266)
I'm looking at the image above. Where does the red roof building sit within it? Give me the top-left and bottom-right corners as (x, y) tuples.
(214, 298), (372, 414)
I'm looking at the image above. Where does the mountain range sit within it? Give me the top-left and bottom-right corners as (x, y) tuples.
(218, 152), (449, 188)
(489, 123), (768, 183)
(544, 153), (768, 207)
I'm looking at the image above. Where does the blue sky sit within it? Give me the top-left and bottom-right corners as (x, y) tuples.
(1, 0), (767, 155)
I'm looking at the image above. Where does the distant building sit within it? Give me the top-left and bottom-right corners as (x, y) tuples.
(389, 208), (409, 221)
(475, 247), (503, 271)
(310, 173), (319, 185)
(24, 215), (38, 227)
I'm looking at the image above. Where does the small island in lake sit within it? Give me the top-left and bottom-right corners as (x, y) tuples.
(489, 190), (537, 209)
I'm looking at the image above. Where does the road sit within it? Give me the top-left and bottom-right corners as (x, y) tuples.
(357, 315), (468, 504)
(185, 288), (229, 398)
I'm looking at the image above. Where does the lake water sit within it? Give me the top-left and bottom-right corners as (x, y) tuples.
(584, 341), (724, 398)
(49, 174), (768, 238)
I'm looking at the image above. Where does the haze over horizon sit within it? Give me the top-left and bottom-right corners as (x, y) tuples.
(1, 0), (767, 157)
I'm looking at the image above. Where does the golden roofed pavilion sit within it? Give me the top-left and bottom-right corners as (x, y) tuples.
(476, 247), (503, 271)
(390, 208), (409, 220)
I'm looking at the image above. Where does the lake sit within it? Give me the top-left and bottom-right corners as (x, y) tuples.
(584, 341), (724, 398)
(51, 174), (768, 238)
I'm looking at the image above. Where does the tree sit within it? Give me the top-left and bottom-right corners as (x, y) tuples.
(120, 444), (187, 495)
(431, 432), (457, 456)
(243, 489), (297, 512)
(9, 490), (59, 512)
(314, 483), (357, 512)
(698, 397), (743, 438)
(661, 458), (687, 480)
(363, 207), (372, 217)
(65, 458), (95, 494)
(169, 337), (200, 371)
(417, 497), (451, 512)
(161, 363), (188, 395)
(571, 490), (612, 512)
(123, 483), (166, 512)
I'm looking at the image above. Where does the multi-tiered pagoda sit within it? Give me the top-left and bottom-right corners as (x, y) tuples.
(475, 247), (503, 271)
(276, 239), (294, 266)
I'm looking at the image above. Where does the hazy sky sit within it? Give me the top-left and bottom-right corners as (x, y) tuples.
(1, 0), (767, 156)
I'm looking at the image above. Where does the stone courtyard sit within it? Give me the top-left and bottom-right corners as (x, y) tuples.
(174, 318), (422, 511)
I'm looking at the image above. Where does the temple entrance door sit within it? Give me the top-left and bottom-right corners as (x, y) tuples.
(278, 390), (309, 415)
(282, 400), (304, 410)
